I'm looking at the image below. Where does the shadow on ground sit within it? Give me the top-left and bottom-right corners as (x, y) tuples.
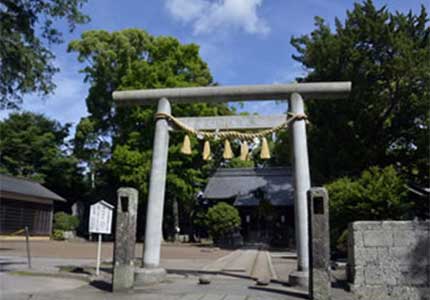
(0, 258), (27, 272)
(57, 265), (112, 276)
(90, 279), (112, 292)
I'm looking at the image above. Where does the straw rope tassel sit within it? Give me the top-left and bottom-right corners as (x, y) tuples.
(223, 139), (233, 159)
(180, 134), (192, 155)
(203, 140), (211, 161)
(260, 137), (271, 160)
(240, 141), (249, 161)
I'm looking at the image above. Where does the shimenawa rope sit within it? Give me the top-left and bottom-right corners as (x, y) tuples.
(155, 112), (308, 160)
(154, 112), (307, 141)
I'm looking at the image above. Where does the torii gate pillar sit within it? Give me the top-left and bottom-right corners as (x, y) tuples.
(289, 92), (311, 285)
(143, 97), (170, 269)
(135, 97), (170, 285)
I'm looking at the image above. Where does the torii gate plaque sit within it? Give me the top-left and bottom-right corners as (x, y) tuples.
(113, 82), (351, 285)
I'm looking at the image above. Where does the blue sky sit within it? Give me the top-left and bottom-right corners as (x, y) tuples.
(2, 0), (427, 135)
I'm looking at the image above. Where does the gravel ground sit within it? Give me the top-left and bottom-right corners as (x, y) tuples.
(0, 240), (231, 260)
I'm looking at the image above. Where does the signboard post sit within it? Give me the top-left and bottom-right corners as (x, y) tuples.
(89, 200), (114, 276)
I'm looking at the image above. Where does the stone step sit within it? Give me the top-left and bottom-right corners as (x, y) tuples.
(250, 250), (277, 282)
(222, 250), (258, 274)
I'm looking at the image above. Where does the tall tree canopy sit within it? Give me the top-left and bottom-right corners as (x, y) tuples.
(0, 0), (89, 109)
(0, 112), (85, 202)
(290, 0), (429, 185)
(69, 29), (233, 235)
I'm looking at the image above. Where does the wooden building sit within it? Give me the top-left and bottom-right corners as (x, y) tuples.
(0, 174), (66, 236)
(203, 167), (295, 247)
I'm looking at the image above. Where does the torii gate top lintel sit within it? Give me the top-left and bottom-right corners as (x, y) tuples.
(112, 81), (351, 105)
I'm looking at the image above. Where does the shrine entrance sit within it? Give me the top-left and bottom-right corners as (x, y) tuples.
(113, 82), (351, 285)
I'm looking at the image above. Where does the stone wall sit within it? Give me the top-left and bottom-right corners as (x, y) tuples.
(348, 220), (430, 300)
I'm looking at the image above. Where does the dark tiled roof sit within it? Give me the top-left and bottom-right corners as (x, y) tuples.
(0, 174), (66, 202)
(203, 167), (294, 206)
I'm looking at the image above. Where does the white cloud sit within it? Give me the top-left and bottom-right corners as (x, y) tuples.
(165, 0), (207, 22)
(272, 62), (308, 84)
(165, 0), (270, 35)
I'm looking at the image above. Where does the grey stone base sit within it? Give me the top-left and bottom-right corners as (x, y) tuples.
(134, 267), (166, 286)
(289, 271), (309, 288)
(112, 265), (135, 292)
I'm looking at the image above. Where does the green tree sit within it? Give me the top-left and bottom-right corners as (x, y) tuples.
(206, 202), (241, 242)
(68, 29), (233, 237)
(289, 1), (429, 185)
(0, 112), (86, 202)
(327, 165), (410, 253)
(0, 0), (90, 109)
(74, 117), (110, 189)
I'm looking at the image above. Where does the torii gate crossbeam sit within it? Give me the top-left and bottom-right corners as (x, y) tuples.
(113, 82), (351, 285)
(173, 114), (287, 131)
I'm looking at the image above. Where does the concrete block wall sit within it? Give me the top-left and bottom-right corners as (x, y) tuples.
(348, 220), (430, 300)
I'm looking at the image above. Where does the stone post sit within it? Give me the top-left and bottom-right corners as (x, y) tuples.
(113, 187), (138, 292)
(136, 97), (170, 285)
(308, 187), (331, 300)
(289, 92), (311, 287)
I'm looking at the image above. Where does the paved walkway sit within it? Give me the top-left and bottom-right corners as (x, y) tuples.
(1, 272), (356, 300)
(1, 272), (86, 298)
(0, 242), (356, 300)
(1, 273), (300, 300)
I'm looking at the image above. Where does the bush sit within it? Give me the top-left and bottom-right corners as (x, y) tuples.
(327, 165), (410, 255)
(206, 202), (241, 242)
(335, 229), (349, 257)
(52, 229), (65, 240)
(53, 212), (80, 231)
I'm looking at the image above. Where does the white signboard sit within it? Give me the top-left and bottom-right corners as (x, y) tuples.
(89, 200), (113, 234)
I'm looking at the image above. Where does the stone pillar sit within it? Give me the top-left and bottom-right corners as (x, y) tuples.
(113, 187), (138, 292)
(289, 92), (311, 286)
(308, 187), (331, 300)
(136, 98), (170, 285)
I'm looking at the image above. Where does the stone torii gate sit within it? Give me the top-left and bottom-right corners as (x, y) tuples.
(113, 82), (351, 284)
